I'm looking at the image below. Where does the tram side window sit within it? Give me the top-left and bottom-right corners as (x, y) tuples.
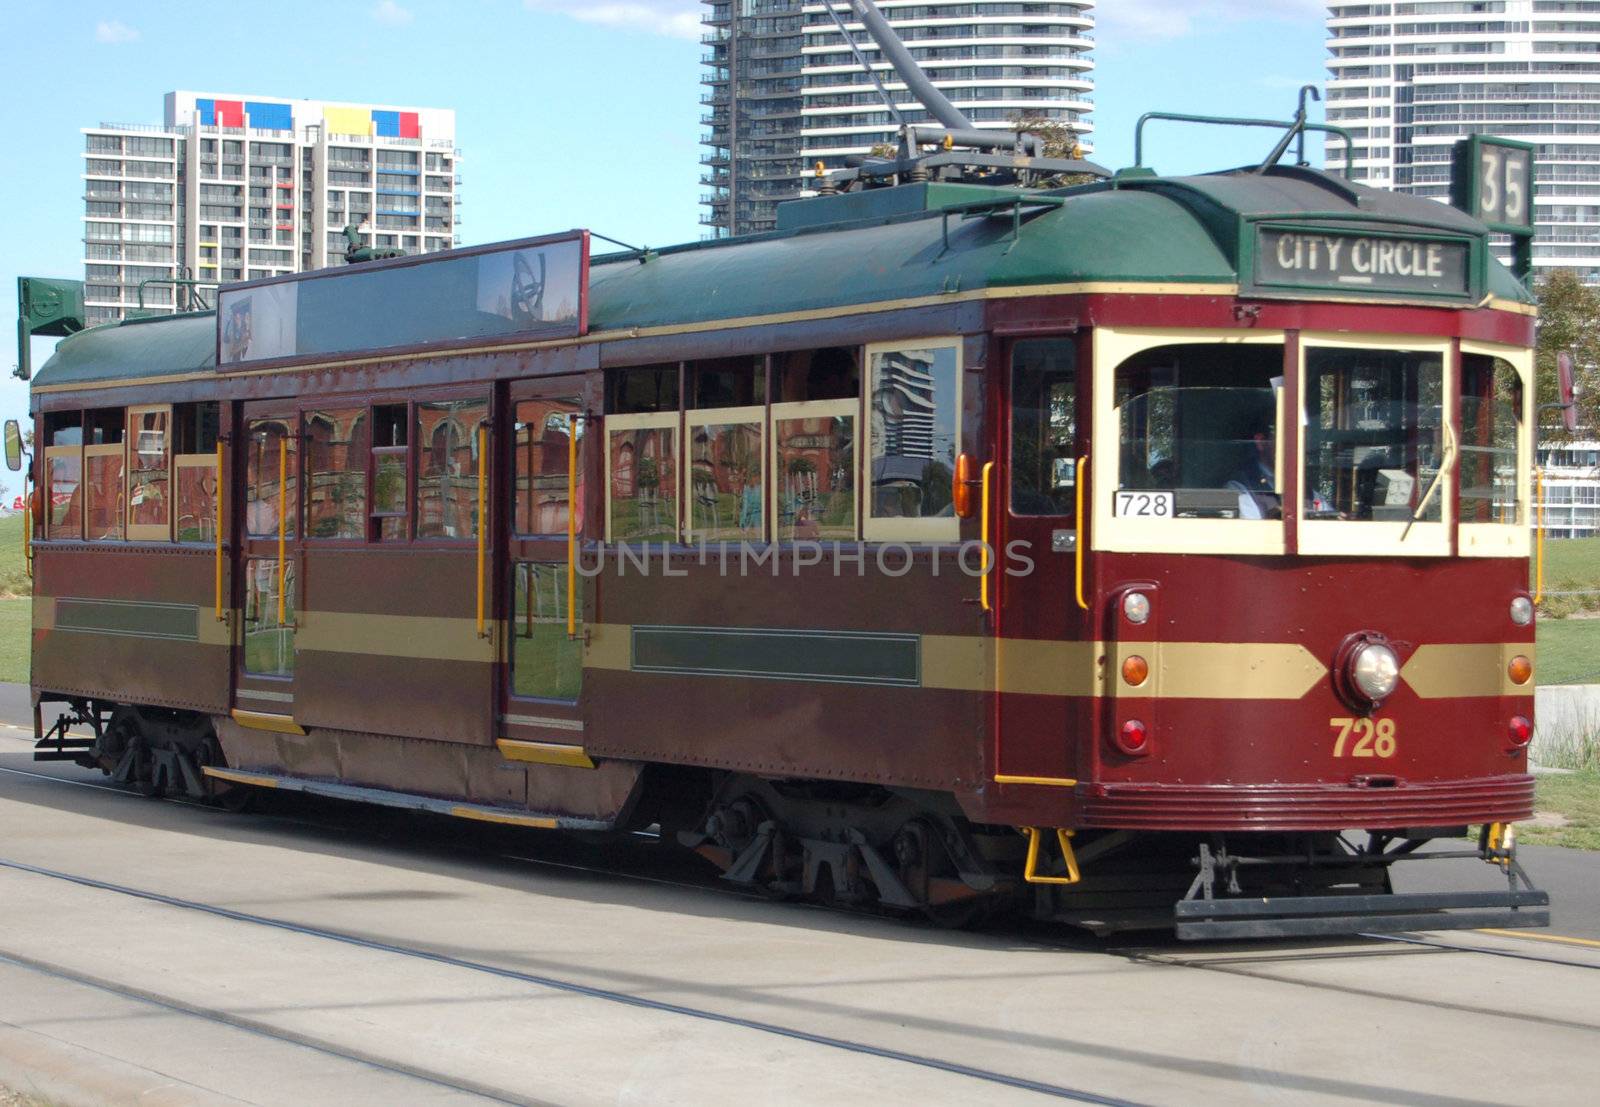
(1304, 347), (1445, 522)
(371, 404), (408, 541)
(83, 409), (125, 542)
(606, 364), (680, 544)
(42, 412), (83, 540)
(865, 340), (961, 541)
(1461, 354), (1524, 526)
(1011, 339), (1076, 515)
(687, 356), (764, 542)
(245, 418), (298, 538)
(416, 398), (488, 540)
(173, 402), (220, 543)
(773, 346), (859, 403)
(1114, 343), (1284, 520)
(513, 397), (583, 536)
(126, 405), (171, 540)
(306, 407), (369, 539)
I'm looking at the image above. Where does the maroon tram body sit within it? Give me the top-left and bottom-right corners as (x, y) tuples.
(24, 167), (1549, 937)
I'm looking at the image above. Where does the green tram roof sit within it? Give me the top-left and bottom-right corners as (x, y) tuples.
(33, 166), (1533, 393)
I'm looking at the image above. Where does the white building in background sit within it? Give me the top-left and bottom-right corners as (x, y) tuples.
(1324, 3), (1600, 282)
(82, 92), (460, 325)
(1537, 438), (1600, 538)
(702, 1), (1096, 237)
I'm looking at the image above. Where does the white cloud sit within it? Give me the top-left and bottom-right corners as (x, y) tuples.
(371, 1), (414, 26)
(523, 1), (701, 41)
(1097, 1), (1323, 40)
(95, 19), (140, 44)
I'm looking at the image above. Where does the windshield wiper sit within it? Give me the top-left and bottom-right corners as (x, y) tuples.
(1401, 419), (1456, 541)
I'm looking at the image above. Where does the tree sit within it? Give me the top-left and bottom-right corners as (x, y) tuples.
(1534, 268), (1600, 439)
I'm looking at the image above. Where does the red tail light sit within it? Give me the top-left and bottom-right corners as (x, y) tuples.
(1508, 716), (1533, 749)
(1116, 719), (1150, 756)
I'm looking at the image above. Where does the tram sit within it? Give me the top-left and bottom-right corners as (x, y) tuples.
(9, 6), (1552, 939)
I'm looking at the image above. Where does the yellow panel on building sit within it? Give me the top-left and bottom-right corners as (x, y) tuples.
(323, 106), (372, 136)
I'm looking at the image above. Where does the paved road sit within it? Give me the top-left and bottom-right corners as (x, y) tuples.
(3, 685), (1598, 1104)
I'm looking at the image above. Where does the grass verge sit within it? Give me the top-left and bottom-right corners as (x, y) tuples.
(1537, 619), (1600, 686)
(0, 512), (30, 598)
(0, 597), (30, 685)
(1521, 771), (1600, 850)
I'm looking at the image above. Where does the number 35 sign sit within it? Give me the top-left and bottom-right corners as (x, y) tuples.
(1451, 135), (1535, 235)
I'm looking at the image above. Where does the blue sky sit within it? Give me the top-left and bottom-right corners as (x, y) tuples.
(0, 0), (1328, 442)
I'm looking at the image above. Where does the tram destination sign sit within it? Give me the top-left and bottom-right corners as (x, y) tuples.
(1252, 227), (1472, 300)
(217, 231), (589, 368)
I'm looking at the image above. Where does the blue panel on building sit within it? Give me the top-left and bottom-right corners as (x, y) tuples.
(197, 99), (216, 126)
(372, 110), (401, 137)
(246, 102), (293, 131)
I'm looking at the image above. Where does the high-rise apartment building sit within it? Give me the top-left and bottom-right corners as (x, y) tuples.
(82, 92), (459, 325)
(701, 1), (1096, 237)
(1325, 3), (1600, 281)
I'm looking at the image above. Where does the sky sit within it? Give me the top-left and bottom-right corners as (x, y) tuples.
(0, 0), (1329, 441)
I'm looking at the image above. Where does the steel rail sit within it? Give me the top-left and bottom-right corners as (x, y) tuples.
(0, 854), (1140, 1106)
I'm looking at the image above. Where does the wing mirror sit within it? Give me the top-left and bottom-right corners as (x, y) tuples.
(3, 420), (22, 472)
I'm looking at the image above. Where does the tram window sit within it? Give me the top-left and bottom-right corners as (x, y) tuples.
(865, 340), (961, 541)
(173, 402), (220, 544)
(511, 562), (582, 701)
(774, 403), (856, 542)
(514, 398), (583, 536)
(606, 417), (679, 543)
(691, 355), (764, 409)
(1461, 354), (1524, 526)
(371, 404), (408, 541)
(416, 398), (488, 540)
(606, 364), (679, 414)
(83, 410), (124, 542)
(774, 346), (859, 403)
(687, 408), (764, 542)
(126, 405), (171, 540)
(43, 417), (83, 541)
(305, 408), (369, 539)
(245, 418), (298, 538)
(243, 556), (295, 677)
(1114, 343), (1283, 520)
(1010, 339), (1076, 515)
(1305, 347), (1444, 523)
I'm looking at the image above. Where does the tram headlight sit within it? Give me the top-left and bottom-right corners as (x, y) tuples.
(1510, 596), (1534, 626)
(1350, 642), (1401, 703)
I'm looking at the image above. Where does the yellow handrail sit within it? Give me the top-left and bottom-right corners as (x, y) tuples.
(1021, 827), (1081, 886)
(276, 437), (287, 628)
(214, 439), (224, 622)
(476, 424), (488, 639)
(1533, 466), (1545, 604)
(1073, 455), (1088, 611)
(979, 460), (994, 612)
(567, 413), (578, 639)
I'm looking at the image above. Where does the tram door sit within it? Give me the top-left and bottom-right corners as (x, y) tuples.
(232, 404), (301, 724)
(501, 375), (594, 754)
(993, 335), (1094, 785)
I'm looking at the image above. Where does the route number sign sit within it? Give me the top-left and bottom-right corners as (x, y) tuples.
(1452, 135), (1536, 234)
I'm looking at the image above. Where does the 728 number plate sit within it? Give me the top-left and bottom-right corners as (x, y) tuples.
(1330, 717), (1397, 758)
(1115, 491), (1174, 518)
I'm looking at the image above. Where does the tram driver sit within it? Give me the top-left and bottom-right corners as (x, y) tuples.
(1226, 413), (1337, 520)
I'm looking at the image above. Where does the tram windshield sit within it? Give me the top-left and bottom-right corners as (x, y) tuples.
(1114, 343), (1284, 520)
(1304, 347), (1444, 523)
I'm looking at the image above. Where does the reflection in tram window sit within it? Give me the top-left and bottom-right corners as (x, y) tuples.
(511, 562), (582, 701)
(1011, 338), (1076, 516)
(1305, 348), (1445, 523)
(243, 556), (295, 677)
(513, 398), (583, 536)
(868, 342), (959, 537)
(416, 398), (488, 539)
(1114, 343), (1284, 520)
(305, 407), (369, 539)
(245, 419), (298, 538)
(1461, 354), (1524, 526)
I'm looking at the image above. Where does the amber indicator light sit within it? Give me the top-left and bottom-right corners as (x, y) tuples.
(1508, 656), (1533, 685)
(1122, 655), (1149, 687)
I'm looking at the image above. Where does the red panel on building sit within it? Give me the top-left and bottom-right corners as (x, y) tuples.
(399, 112), (420, 139)
(215, 100), (245, 128)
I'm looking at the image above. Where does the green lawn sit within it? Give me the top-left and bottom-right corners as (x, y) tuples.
(0, 513), (31, 599)
(1537, 536), (1600, 619)
(0, 597), (29, 684)
(1538, 619), (1600, 686)
(1520, 771), (1600, 851)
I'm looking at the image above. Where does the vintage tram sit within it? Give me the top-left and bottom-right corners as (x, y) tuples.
(15, 114), (1551, 938)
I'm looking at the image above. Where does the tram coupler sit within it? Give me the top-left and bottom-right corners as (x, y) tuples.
(32, 699), (100, 765)
(1172, 832), (1549, 941)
